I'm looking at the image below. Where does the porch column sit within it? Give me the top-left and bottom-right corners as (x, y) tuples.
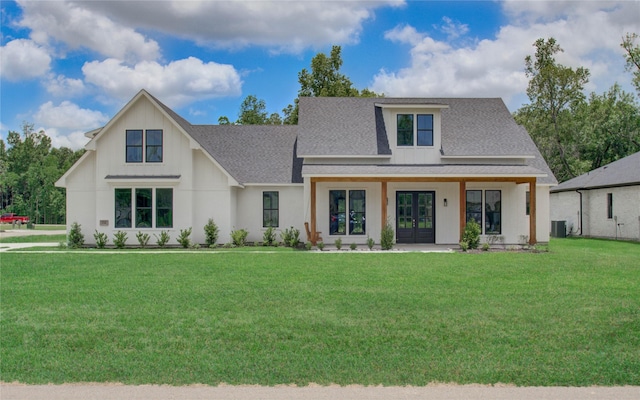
(381, 181), (387, 230)
(459, 180), (466, 241)
(529, 178), (537, 245)
(310, 178), (317, 243)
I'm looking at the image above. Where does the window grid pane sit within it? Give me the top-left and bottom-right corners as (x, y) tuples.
(349, 190), (366, 235)
(115, 189), (132, 228)
(126, 130), (143, 163)
(156, 188), (173, 228)
(485, 190), (501, 235)
(417, 114), (433, 146)
(135, 188), (152, 228)
(329, 190), (346, 235)
(397, 114), (413, 146)
(466, 190), (482, 232)
(146, 130), (163, 163)
(263, 191), (279, 227)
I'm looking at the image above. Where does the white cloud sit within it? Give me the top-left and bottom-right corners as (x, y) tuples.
(57, 0), (404, 53)
(372, 1), (640, 109)
(0, 39), (51, 81)
(436, 17), (469, 40)
(44, 74), (86, 97)
(17, 0), (160, 62)
(33, 101), (109, 149)
(82, 57), (243, 107)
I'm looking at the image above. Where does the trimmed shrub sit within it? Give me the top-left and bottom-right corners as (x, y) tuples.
(231, 228), (248, 247)
(263, 226), (277, 247)
(155, 231), (170, 247)
(68, 222), (84, 249)
(177, 228), (192, 248)
(93, 230), (108, 249)
(367, 236), (375, 250)
(136, 231), (150, 248)
(461, 219), (481, 250)
(317, 241), (325, 251)
(281, 226), (300, 248)
(113, 231), (128, 249)
(334, 237), (342, 250)
(380, 221), (394, 250)
(204, 219), (219, 247)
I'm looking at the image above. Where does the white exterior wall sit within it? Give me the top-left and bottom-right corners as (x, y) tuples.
(236, 185), (304, 244)
(550, 185), (640, 240)
(381, 107), (443, 165)
(64, 152), (97, 237)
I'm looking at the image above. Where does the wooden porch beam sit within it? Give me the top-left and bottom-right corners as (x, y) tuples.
(309, 176), (541, 183)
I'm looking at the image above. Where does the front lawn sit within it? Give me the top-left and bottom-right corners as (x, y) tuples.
(1, 238), (638, 386)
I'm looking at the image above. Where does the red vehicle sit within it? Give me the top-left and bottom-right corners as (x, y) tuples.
(0, 213), (30, 225)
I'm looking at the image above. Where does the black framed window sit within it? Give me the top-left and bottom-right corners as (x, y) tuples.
(135, 188), (152, 228)
(417, 114), (433, 146)
(466, 190), (482, 231)
(156, 188), (173, 228)
(526, 191), (530, 216)
(263, 191), (279, 227)
(349, 190), (366, 235)
(397, 114), (413, 146)
(146, 130), (163, 163)
(115, 188), (132, 228)
(329, 190), (346, 235)
(607, 193), (613, 219)
(485, 190), (501, 234)
(126, 130), (143, 163)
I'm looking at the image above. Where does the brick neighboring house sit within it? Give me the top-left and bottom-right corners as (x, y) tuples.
(56, 90), (556, 246)
(550, 151), (640, 241)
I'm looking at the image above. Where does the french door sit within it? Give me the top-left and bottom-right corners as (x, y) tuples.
(396, 191), (435, 243)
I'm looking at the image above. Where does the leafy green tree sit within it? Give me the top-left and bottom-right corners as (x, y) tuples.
(621, 32), (640, 95)
(575, 84), (640, 170)
(237, 95), (269, 125)
(514, 38), (590, 181)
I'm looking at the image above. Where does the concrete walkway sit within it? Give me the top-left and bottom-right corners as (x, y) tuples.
(1, 383), (638, 400)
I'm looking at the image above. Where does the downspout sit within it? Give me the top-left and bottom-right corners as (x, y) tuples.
(575, 189), (583, 236)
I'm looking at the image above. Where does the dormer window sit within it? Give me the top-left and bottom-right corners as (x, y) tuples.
(397, 114), (434, 147)
(126, 129), (163, 163)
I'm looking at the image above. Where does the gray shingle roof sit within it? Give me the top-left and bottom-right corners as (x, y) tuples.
(550, 151), (640, 192)
(146, 92), (555, 186)
(189, 125), (301, 185)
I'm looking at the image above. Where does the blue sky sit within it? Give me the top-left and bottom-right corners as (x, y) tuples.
(1, 0), (638, 149)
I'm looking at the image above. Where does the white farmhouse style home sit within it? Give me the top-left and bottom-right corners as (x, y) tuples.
(56, 90), (556, 246)
(550, 151), (640, 241)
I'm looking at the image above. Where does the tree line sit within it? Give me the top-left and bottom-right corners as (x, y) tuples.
(1, 36), (638, 223)
(0, 123), (84, 224)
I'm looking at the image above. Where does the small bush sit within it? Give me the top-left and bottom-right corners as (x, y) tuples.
(459, 241), (469, 252)
(68, 222), (84, 249)
(113, 231), (128, 249)
(231, 228), (248, 247)
(482, 242), (490, 251)
(93, 230), (108, 249)
(204, 219), (219, 247)
(380, 220), (394, 250)
(461, 219), (481, 250)
(136, 231), (150, 248)
(350, 242), (357, 250)
(263, 226), (277, 247)
(334, 237), (342, 250)
(281, 226), (300, 248)
(305, 241), (313, 251)
(317, 241), (325, 251)
(367, 236), (375, 250)
(155, 231), (170, 247)
(177, 228), (192, 248)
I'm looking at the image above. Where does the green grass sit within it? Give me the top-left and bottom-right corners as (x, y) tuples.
(0, 234), (67, 244)
(1, 238), (638, 386)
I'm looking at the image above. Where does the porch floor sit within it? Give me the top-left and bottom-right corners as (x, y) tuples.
(318, 244), (457, 253)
